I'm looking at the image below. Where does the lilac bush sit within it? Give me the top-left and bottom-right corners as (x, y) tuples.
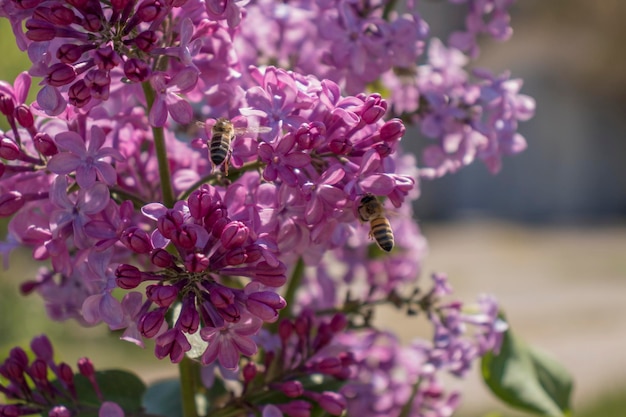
(0, 0), (546, 416)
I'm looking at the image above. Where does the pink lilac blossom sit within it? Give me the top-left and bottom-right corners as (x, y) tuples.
(0, 0), (527, 415)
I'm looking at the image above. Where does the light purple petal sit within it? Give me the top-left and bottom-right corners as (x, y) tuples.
(55, 131), (87, 155)
(168, 97), (194, 124)
(50, 176), (73, 209)
(37, 85), (66, 116)
(47, 152), (82, 174)
(232, 334), (257, 357)
(82, 294), (103, 324)
(14, 72), (31, 103)
(218, 339), (239, 369)
(100, 293), (124, 327)
(94, 161), (118, 186)
(149, 96), (168, 127)
(360, 174), (395, 194)
(76, 164), (97, 188)
(284, 152), (310, 168)
(141, 203), (168, 220)
(88, 126), (106, 154)
(79, 183), (110, 213)
(172, 67), (199, 92)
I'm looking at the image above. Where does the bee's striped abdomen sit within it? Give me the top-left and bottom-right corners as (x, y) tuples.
(210, 134), (230, 165)
(370, 216), (394, 252)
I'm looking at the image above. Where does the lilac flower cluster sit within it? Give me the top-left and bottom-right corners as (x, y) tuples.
(0, 0), (528, 415)
(0, 335), (124, 417)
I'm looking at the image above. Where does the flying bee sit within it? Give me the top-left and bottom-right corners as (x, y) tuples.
(357, 193), (394, 252)
(206, 117), (271, 175)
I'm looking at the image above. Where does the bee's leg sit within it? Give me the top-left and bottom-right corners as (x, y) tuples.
(224, 151), (232, 176)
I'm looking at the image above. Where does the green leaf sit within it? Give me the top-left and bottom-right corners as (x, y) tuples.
(481, 327), (574, 417)
(73, 369), (146, 416)
(142, 378), (183, 417)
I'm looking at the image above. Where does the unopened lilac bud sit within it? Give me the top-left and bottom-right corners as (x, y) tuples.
(223, 247), (245, 266)
(137, 0), (161, 22)
(83, 12), (102, 32)
(184, 253), (209, 272)
(9, 347), (28, 369)
(83, 69), (110, 100)
(329, 313), (347, 332)
(124, 58), (150, 82)
(139, 308), (167, 338)
(25, 19), (57, 41)
(295, 122), (326, 149)
(294, 314), (311, 339)
(29, 358), (48, 382)
(49, 5), (75, 25)
(31, 334), (53, 361)
(57, 362), (75, 395)
(314, 356), (342, 376)
(15, 104), (34, 128)
(115, 264), (143, 289)
(205, 208), (228, 238)
(0, 138), (20, 160)
(278, 320), (293, 342)
(209, 285), (234, 308)
(94, 46), (120, 71)
(188, 185), (218, 219)
(49, 406), (71, 417)
(276, 380), (303, 398)
(111, 0), (131, 11)
(0, 191), (25, 216)
(151, 248), (173, 267)
(242, 363), (256, 383)
(0, 94), (14, 116)
(246, 291), (286, 322)
(312, 323), (333, 350)
(132, 30), (158, 52)
(77, 357), (95, 378)
(120, 226), (153, 253)
(305, 391), (346, 416)
(68, 80), (91, 108)
(329, 137), (352, 155)
(174, 225), (198, 250)
(146, 284), (178, 307)
(176, 294), (199, 334)
(57, 44), (87, 64)
(360, 94), (387, 124)
(158, 210), (183, 239)
(277, 400), (311, 417)
(380, 118), (405, 142)
(221, 221), (249, 249)
(33, 133), (58, 156)
(218, 304), (240, 322)
(66, 0), (88, 10)
(252, 262), (287, 287)
(46, 63), (76, 87)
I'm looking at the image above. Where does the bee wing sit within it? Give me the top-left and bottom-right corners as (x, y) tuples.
(232, 126), (272, 136)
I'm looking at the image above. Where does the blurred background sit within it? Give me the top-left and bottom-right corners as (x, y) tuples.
(1, 1), (625, 416)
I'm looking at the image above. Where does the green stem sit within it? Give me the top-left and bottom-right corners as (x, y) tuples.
(398, 376), (422, 417)
(279, 257), (305, 321)
(142, 81), (175, 207)
(177, 160), (265, 201)
(178, 356), (199, 417)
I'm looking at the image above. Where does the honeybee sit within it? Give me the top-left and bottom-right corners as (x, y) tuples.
(357, 193), (394, 252)
(208, 117), (271, 175)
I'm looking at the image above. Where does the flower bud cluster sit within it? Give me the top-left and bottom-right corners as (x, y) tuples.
(0, 335), (122, 417)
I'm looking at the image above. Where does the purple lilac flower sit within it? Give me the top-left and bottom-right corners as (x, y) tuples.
(47, 126), (124, 188)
